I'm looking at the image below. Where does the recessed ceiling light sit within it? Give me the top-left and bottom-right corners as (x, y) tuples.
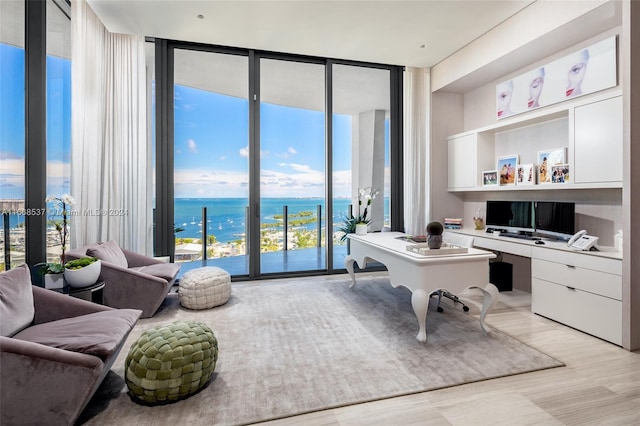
(420, 44), (427, 49)
(197, 14), (204, 19)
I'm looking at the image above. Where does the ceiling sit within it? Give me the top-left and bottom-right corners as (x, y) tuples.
(87, 0), (535, 69)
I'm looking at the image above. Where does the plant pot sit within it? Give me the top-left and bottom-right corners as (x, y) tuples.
(44, 273), (64, 289)
(427, 235), (442, 249)
(355, 223), (368, 235)
(64, 259), (101, 288)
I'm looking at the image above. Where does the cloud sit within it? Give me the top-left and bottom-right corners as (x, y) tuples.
(219, 156), (226, 161)
(288, 163), (312, 173)
(187, 139), (198, 153)
(0, 151), (22, 160)
(275, 146), (298, 159)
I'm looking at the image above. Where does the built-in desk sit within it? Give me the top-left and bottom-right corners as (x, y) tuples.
(450, 229), (623, 346)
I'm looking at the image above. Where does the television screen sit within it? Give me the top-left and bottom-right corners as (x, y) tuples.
(485, 201), (535, 233)
(535, 201), (575, 239)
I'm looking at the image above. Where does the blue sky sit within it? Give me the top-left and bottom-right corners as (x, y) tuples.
(0, 43), (71, 199)
(173, 84), (356, 199)
(1, 42), (385, 201)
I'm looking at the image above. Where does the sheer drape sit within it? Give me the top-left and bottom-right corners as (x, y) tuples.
(403, 67), (431, 235)
(71, 0), (151, 254)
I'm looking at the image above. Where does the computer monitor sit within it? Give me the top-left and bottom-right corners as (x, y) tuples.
(485, 201), (535, 233)
(535, 201), (575, 240)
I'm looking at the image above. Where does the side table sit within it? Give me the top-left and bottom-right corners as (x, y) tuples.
(52, 281), (105, 304)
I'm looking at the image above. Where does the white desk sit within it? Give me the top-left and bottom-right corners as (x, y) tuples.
(451, 229), (623, 345)
(345, 232), (498, 343)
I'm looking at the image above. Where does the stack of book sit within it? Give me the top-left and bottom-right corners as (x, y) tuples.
(444, 218), (463, 229)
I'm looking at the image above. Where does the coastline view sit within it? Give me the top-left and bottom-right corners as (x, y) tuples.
(0, 197), (390, 269)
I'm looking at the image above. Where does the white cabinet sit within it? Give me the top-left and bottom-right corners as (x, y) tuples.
(448, 134), (477, 189)
(446, 92), (622, 192)
(447, 133), (493, 189)
(574, 95), (623, 184)
(531, 248), (622, 345)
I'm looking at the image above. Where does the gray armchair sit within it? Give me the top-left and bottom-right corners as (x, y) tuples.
(0, 265), (141, 425)
(66, 241), (181, 318)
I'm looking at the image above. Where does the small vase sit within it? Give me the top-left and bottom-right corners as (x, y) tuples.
(355, 223), (368, 235)
(44, 273), (64, 289)
(428, 234), (442, 249)
(64, 259), (102, 288)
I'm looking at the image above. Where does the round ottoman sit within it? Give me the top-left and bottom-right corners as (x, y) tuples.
(125, 321), (218, 404)
(179, 267), (231, 310)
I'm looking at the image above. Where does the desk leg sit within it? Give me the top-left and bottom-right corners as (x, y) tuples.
(468, 283), (499, 334)
(345, 255), (357, 289)
(411, 289), (429, 343)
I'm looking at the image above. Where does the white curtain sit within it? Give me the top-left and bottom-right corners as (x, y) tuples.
(403, 67), (431, 236)
(70, 0), (151, 254)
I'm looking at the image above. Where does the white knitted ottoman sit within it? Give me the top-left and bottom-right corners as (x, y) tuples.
(179, 267), (231, 310)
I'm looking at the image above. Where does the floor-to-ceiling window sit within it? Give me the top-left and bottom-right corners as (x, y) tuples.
(155, 40), (402, 279)
(0, 0), (26, 270)
(173, 48), (250, 274)
(45, 0), (71, 264)
(259, 57), (326, 274)
(332, 64), (391, 268)
(0, 0), (70, 270)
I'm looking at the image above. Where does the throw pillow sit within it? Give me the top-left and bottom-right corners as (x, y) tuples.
(87, 240), (128, 268)
(0, 264), (35, 337)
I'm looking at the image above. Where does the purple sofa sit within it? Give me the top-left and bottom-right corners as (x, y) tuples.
(66, 241), (181, 318)
(0, 265), (141, 425)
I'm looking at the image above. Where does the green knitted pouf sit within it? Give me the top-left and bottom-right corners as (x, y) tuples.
(125, 321), (218, 404)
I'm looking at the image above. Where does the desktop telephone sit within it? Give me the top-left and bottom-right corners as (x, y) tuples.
(567, 230), (599, 251)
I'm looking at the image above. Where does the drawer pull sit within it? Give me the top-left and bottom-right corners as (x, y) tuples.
(566, 286), (576, 291)
(566, 265), (576, 269)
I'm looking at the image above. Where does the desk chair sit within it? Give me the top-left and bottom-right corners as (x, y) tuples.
(430, 231), (475, 313)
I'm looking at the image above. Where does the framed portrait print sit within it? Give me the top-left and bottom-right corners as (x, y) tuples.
(496, 155), (519, 186)
(482, 170), (498, 186)
(537, 148), (566, 183)
(517, 163), (535, 185)
(551, 164), (570, 183)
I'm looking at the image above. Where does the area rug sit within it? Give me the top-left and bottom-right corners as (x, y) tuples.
(79, 274), (563, 425)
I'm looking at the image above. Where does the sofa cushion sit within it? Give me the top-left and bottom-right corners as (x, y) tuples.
(87, 240), (128, 268)
(130, 263), (181, 282)
(12, 309), (140, 360)
(0, 265), (35, 337)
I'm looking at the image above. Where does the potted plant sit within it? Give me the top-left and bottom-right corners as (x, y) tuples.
(39, 263), (65, 289)
(426, 221), (444, 249)
(41, 194), (75, 289)
(64, 257), (101, 288)
(338, 187), (380, 241)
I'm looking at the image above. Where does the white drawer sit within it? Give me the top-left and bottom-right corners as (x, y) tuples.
(532, 259), (622, 300)
(473, 236), (532, 258)
(532, 247), (622, 275)
(532, 278), (622, 345)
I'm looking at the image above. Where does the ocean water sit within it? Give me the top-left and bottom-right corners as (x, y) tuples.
(174, 198), (389, 243)
(2, 198), (389, 244)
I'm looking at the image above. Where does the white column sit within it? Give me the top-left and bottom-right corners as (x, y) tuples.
(352, 109), (385, 231)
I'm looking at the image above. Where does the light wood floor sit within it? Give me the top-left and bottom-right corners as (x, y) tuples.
(257, 273), (640, 426)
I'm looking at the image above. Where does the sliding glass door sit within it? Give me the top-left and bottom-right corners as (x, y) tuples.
(332, 64), (391, 268)
(173, 49), (250, 275)
(160, 40), (402, 279)
(258, 58), (326, 274)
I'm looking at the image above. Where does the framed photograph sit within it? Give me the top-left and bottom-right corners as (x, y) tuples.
(482, 170), (498, 186)
(551, 164), (570, 183)
(496, 155), (519, 186)
(537, 148), (566, 183)
(517, 163), (535, 185)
